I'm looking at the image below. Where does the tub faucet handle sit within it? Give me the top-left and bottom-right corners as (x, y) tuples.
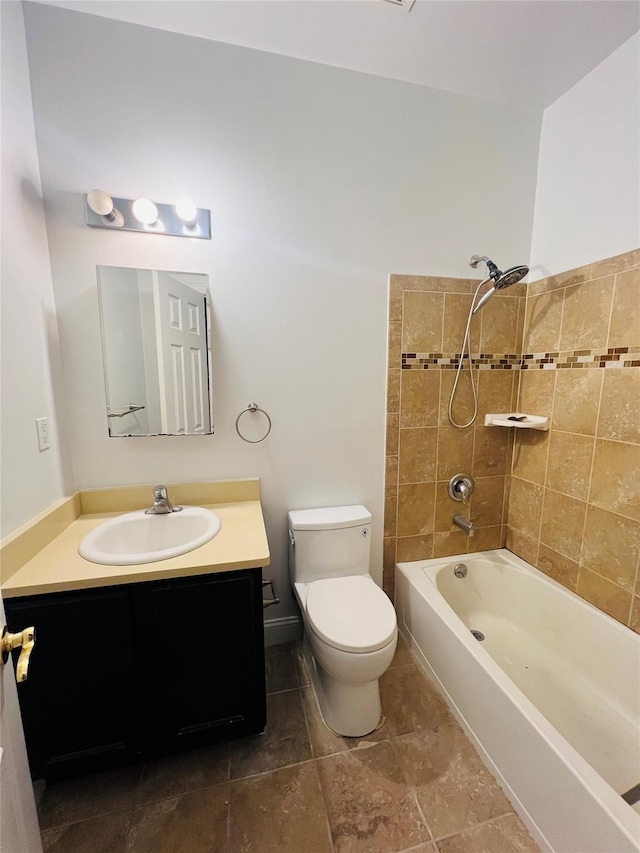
(448, 473), (474, 505)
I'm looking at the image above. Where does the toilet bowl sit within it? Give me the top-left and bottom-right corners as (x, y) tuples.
(288, 506), (397, 737)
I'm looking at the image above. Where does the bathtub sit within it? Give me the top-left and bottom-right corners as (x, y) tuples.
(395, 549), (640, 853)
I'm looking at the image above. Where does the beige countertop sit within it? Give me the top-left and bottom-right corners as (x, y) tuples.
(2, 481), (270, 599)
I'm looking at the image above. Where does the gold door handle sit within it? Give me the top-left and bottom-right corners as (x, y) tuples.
(1, 625), (36, 683)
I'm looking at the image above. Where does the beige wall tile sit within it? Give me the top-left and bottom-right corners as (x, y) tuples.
(512, 430), (549, 486)
(507, 477), (544, 540)
(536, 544), (579, 591)
(597, 368), (640, 443)
(386, 413), (399, 456)
(477, 371), (514, 422)
(389, 278), (403, 323)
(433, 530), (469, 557)
(400, 370), (440, 428)
(576, 567), (632, 623)
(609, 268), (640, 347)
(591, 249), (640, 278)
(581, 505), (640, 591)
(545, 431), (594, 499)
(434, 481), (463, 532)
(443, 294), (480, 352)
(387, 369), (401, 414)
(388, 321), (402, 365)
(479, 295), (520, 354)
(630, 596), (640, 633)
(518, 370), (555, 419)
(468, 526), (502, 552)
(540, 490), (587, 561)
(470, 476), (506, 528)
(473, 426), (510, 477)
(559, 277), (614, 351)
(523, 289), (564, 353)
(397, 483), (436, 537)
(386, 455), (399, 490)
(552, 369), (602, 435)
(505, 526), (538, 564)
(590, 439), (640, 520)
(392, 275), (476, 293)
(384, 492), (398, 538)
(383, 537), (396, 573)
(439, 369), (475, 427)
(544, 263), (593, 292)
(403, 292), (444, 352)
(396, 535), (434, 562)
(399, 428), (438, 484)
(437, 427), (474, 480)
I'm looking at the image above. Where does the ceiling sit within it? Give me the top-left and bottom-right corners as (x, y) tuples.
(37, 0), (640, 108)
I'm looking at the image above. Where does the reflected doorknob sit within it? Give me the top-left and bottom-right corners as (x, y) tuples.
(1, 625), (35, 683)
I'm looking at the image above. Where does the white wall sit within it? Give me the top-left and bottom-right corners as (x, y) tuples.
(23, 3), (541, 620)
(0, 1), (72, 538)
(530, 32), (640, 279)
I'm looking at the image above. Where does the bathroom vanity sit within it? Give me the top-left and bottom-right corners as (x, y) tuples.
(1, 480), (270, 781)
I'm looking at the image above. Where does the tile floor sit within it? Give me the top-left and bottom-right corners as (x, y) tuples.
(38, 638), (540, 853)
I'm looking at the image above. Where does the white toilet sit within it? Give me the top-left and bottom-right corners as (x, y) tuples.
(288, 505), (397, 737)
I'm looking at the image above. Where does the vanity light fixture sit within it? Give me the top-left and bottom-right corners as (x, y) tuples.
(132, 198), (159, 226)
(84, 191), (211, 239)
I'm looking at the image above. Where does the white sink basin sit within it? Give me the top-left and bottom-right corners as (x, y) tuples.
(79, 507), (222, 566)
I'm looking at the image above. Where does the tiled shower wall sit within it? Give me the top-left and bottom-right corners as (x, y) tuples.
(384, 249), (640, 632)
(507, 249), (640, 631)
(383, 274), (526, 597)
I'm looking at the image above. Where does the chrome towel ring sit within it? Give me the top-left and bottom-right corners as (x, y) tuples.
(235, 403), (272, 443)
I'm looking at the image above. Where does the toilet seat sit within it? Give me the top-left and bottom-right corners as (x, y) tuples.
(305, 576), (396, 654)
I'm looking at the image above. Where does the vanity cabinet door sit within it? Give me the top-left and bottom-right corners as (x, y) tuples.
(4, 586), (141, 780)
(132, 567), (266, 755)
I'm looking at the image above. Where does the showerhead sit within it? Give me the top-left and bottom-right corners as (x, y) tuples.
(469, 255), (529, 313)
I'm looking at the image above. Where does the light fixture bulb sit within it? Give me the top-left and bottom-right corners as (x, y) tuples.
(87, 189), (114, 216)
(175, 197), (198, 223)
(132, 198), (158, 225)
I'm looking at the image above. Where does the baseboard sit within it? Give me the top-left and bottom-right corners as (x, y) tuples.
(263, 616), (302, 646)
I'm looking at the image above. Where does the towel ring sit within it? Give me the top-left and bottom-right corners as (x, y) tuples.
(235, 403), (272, 443)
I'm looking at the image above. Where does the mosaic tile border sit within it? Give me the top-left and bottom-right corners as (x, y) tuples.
(401, 346), (640, 370)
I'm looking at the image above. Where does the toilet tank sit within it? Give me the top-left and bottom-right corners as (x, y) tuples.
(288, 505), (372, 584)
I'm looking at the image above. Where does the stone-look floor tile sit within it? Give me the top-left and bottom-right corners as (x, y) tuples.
(389, 633), (414, 669)
(393, 723), (512, 839)
(127, 784), (229, 853)
(397, 844), (438, 853)
(38, 765), (143, 829)
(265, 642), (300, 694)
(229, 761), (332, 853)
(300, 685), (387, 758)
(316, 741), (431, 853)
(229, 689), (311, 779)
(380, 665), (452, 737)
(42, 810), (130, 853)
(293, 642), (310, 687)
(435, 813), (539, 852)
(137, 742), (229, 805)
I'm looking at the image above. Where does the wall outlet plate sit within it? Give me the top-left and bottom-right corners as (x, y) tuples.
(35, 417), (50, 451)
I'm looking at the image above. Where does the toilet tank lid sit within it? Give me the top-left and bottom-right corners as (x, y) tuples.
(288, 505), (372, 531)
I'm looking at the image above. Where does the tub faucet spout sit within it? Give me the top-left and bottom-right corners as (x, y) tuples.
(453, 514), (474, 537)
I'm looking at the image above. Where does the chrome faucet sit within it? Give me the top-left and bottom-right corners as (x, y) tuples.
(453, 513), (474, 537)
(145, 485), (182, 515)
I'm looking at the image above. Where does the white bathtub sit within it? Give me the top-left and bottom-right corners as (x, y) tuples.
(395, 549), (640, 853)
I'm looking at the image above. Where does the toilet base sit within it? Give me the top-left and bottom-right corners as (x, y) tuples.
(302, 638), (382, 737)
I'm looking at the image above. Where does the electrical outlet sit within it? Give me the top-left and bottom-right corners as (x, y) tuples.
(35, 417), (50, 452)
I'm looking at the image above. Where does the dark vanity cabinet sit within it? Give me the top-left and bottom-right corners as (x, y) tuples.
(4, 567), (266, 780)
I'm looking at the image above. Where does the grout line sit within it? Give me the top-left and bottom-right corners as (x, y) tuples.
(431, 809), (520, 844)
(604, 270), (617, 351)
(577, 371), (606, 583)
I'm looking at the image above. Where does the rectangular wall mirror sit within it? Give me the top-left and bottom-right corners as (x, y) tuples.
(97, 266), (213, 437)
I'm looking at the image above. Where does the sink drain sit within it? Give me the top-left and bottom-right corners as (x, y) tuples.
(470, 630), (485, 641)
